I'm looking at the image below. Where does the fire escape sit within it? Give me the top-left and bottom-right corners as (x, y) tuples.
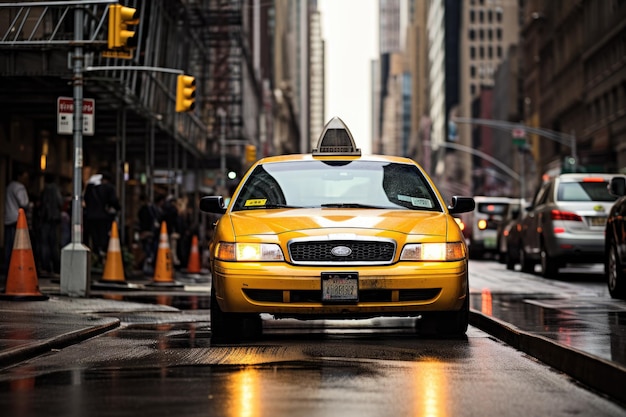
(186, 0), (244, 149)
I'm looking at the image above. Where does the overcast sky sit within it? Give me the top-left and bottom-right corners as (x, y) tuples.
(318, 0), (378, 154)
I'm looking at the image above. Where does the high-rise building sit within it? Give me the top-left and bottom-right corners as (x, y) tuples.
(309, 5), (325, 150)
(458, 0), (520, 195)
(426, 0), (461, 199)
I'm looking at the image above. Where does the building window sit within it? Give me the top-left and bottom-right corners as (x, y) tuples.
(497, 46), (502, 58)
(470, 46), (476, 59)
(480, 46), (485, 58)
(469, 29), (475, 40)
(470, 10), (475, 22)
(471, 65), (476, 78)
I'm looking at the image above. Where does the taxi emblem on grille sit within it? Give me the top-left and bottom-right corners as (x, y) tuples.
(331, 246), (352, 257)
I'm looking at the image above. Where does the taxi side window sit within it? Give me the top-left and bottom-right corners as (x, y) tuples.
(234, 167), (286, 209)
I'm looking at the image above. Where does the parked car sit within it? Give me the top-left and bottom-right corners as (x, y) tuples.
(497, 199), (528, 270)
(519, 173), (626, 277)
(200, 117), (475, 341)
(467, 196), (516, 259)
(496, 199), (526, 264)
(605, 176), (626, 299)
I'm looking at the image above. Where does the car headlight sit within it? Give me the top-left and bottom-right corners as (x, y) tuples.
(400, 242), (466, 261)
(216, 242), (285, 261)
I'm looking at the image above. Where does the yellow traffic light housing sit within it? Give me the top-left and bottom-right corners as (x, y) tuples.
(176, 75), (196, 112)
(245, 145), (257, 163)
(108, 4), (139, 49)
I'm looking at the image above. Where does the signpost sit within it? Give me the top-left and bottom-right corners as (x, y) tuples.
(57, 97), (95, 136)
(512, 127), (526, 146)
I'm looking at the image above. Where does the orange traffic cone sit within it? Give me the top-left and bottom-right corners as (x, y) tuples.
(148, 221), (182, 287)
(0, 208), (48, 301)
(94, 221), (130, 289)
(185, 235), (201, 274)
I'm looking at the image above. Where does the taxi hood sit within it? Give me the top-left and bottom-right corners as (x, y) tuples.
(227, 209), (450, 239)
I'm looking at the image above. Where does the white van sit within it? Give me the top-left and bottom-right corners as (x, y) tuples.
(467, 196), (516, 259)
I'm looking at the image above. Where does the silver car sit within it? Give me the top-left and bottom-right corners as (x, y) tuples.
(519, 173), (625, 277)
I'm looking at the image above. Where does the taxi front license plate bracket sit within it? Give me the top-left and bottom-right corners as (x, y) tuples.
(321, 272), (358, 303)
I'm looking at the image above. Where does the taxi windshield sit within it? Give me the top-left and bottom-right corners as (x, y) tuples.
(231, 160), (442, 212)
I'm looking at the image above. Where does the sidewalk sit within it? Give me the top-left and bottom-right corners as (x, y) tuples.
(0, 292), (179, 367)
(0, 276), (625, 405)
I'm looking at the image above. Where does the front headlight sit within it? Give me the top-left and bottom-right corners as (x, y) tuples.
(400, 242), (466, 261)
(216, 242), (285, 261)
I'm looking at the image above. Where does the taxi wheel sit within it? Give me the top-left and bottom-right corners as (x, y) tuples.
(417, 289), (469, 338)
(607, 244), (626, 299)
(210, 290), (262, 342)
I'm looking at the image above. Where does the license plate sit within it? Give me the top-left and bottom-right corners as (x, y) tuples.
(321, 272), (358, 302)
(589, 216), (607, 227)
(484, 236), (497, 249)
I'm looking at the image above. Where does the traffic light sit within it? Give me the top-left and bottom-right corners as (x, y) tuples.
(245, 145), (257, 163)
(176, 75), (196, 112)
(108, 4), (139, 49)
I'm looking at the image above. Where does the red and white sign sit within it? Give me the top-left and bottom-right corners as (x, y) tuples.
(57, 97), (95, 136)
(512, 127), (526, 138)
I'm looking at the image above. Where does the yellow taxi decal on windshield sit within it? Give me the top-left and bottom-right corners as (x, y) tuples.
(245, 199), (268, 207)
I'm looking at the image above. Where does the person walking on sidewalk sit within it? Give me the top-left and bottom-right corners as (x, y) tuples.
(38, 174), (64, 277)
(83, 171), (120, 268)
(3, 167), (30, 286)
(137, 192), (161, 275)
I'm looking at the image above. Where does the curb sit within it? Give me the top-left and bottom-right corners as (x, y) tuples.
(469, 310), (626, 405)
(0, 316), (120, 368)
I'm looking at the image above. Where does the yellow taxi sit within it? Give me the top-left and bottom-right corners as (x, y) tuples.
(201, 117), (475, 341)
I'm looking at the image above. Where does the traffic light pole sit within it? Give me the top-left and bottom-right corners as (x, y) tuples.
(61, 4), (91, 297)
(453, 117), (577, 162)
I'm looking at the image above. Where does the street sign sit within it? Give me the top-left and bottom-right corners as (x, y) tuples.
(512, 127), (526, 146)
(512, 127), (525, 138)
(57, 97), (95, 136)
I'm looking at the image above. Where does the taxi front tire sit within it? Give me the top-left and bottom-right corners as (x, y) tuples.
(416, 287), (469, 338)
(210, 289), (262, 342)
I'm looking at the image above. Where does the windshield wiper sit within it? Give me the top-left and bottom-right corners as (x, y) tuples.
(321, 203), (389, 209)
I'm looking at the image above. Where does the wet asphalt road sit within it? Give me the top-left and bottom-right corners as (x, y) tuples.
(1, 317), (624, 417)
(0, 260), (625, 416)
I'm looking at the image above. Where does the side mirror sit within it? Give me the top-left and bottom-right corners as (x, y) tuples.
(448, 196), (475, 214)
(200, 196), (227, 214)
(609, 177), (626, 197)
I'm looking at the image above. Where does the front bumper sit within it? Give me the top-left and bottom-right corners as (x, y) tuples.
(211, 260), (468, 319)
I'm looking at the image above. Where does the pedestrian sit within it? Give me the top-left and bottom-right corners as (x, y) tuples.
(3, 166), (30, 285)
(162, 195), (181, 267)
(83, 171), (120, 268)
(38, 174), (64, 277)
(137, 192), (161, 275)
(60, 194), (71, 248)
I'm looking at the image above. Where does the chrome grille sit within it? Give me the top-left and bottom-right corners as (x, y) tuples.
(288, 239), (396, 265)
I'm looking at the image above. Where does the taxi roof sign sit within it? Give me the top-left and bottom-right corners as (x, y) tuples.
(312, 117), (361, 156)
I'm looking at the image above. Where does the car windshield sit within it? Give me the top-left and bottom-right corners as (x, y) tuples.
(557, 181), (617, 202)
(231, 160), (443, 212)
